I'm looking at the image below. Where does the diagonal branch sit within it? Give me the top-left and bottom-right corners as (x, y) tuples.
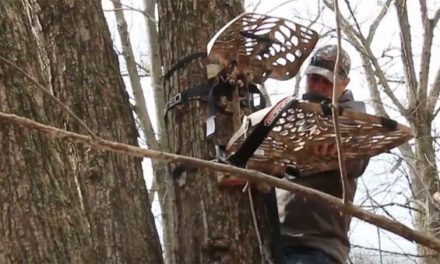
(343, 0), (364, 39)
(323, 0), (363, 40)
(367, 0), (393, 44)
(357, 50), (414, 162)
(428, 66), (440, 115)
(1, 111), (440, 252)
(264, 0), (300, 14)
(108, 0), (156, 23)
(251, 0), (262, 12)
(433, 8), (440, 26)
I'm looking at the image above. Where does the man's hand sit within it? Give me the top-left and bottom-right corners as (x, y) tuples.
(311, 143), (338, 156)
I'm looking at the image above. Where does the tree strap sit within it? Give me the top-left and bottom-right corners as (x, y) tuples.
(162, 52), (208, 82)
(163, 81), (267, 116)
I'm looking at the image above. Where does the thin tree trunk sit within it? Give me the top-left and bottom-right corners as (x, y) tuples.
(142, 0), (176, 262)
(412, 119), (440, 264)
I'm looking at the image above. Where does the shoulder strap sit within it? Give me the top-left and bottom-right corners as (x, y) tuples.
(227, 96), (298, 167)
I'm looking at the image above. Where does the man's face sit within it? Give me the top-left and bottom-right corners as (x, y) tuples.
(305, 73), (350, 99)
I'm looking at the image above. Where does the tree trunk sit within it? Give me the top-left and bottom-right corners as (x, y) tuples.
(142, 0), (176, 262)
(411, 118), (440, 264)
(158, 1), (275, 263)
(0, 1), (163, 263)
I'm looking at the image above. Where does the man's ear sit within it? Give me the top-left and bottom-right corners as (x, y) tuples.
(343, 77), (350, 87)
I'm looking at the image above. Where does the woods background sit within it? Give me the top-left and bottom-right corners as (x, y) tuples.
(1, 0), (440, 263)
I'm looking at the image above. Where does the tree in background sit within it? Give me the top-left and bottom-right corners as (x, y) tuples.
(0, 0), (163, 263)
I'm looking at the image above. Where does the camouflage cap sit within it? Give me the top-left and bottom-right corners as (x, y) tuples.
(304, 45), (351, 83)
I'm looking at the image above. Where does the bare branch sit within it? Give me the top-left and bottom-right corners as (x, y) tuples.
(250, 0), (262, 12)
(416, 6), (435, 114)
(419, 0), (428, 23)
(264, 0), (299, 14)
(394, 0), (418, 106)
(433, 8), (440, 26)
(107, 0), (156, 23)
(323, 1), (408, 115)
(323, 0), (363, 40)
(114, 49), (151, 76)
(352, 244), (434, 258)
(343, 0), (364, 39)
(3, 111), (440, 252)
(428, 64), (440, 116)
(364, 187), (398, 221)
(135, 61), (151, 76)
(367, 0), (393, 44)
(308, 2), (325, 28)
(359, 52), (390, 117)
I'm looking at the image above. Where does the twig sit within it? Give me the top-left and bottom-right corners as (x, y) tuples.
(0, 56), (98, 139)
(367, 0), (393, 44)
(251, 0), (262, 13)
(264, 0), (299, 15)
(351, 244), (434, 258)
(106, 0), (156, 23)
(343, 0), (364, 39)
(2, 111), (440, 252)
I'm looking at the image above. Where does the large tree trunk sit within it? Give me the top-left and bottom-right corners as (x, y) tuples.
(157, 1), (275, 263)
(0, 1), (163, 263)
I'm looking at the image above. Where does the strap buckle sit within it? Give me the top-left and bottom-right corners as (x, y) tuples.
(168, 93), (182, 109)
(164, 93), (182, 116)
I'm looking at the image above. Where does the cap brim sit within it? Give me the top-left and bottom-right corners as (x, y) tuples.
(304, 65), (334, 83)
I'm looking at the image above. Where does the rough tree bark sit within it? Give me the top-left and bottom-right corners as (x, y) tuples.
(157, 1), (275, 263)
(0, 0), (163, 263)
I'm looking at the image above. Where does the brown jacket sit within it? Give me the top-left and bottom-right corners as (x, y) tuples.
(277, 91), (368, 263)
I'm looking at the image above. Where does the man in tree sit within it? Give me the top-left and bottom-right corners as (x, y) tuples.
(277, 44), (369, 264)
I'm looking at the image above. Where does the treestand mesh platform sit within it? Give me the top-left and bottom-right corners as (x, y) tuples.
(207, 12), (319, 82)
(224, 97), (413, 178)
